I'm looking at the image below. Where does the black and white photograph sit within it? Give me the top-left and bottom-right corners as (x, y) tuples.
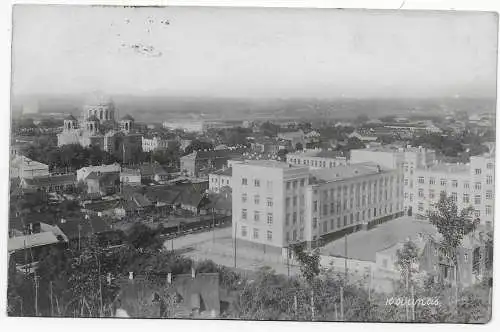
(5, 2), (498, 324)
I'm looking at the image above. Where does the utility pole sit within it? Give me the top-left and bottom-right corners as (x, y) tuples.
(344, 234), (348, 282)
(411, 285), (415, 321)
(340, 286), (344, 321)
(234, 222), (237, 268)
(34, 274), (39, 316)
(50, 281), (54, 316)
(212, 208), (215, 244)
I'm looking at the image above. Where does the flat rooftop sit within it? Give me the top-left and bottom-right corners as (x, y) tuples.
(238, 160), (306, 169)
(288, 149), (345, 159)
(320, 217), (438, 262)
(310, 162), (389, 182)
(427, 163), (470, 174)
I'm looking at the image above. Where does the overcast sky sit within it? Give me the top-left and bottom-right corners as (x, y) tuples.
(11, 5), (498, 99)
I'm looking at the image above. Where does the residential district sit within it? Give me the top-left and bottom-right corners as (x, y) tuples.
(8, 95), (495, 322)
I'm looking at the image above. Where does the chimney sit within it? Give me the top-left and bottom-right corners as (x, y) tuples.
(129, 272), (134, 280)
(167, 272), (172, 284)
(191, 267), (196, 279)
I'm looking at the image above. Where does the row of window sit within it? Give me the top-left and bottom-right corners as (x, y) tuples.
(241, 178), (273, 189)
(416, 189), (494, 203)
(241, 209), (274, 224)
(241, 193), (273, 206)
(288, 158), (343, 168)
(416, 177), (492, 188)
(241, 226), (273, 241)
(286, 178), (307, 190)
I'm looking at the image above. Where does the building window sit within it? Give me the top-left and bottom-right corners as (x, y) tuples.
(440, 179), (447, 186)
(293, 230), (297, 241)
(293, 212), (297, 224)
(254, 195), (260, 205)
(293, 180), (298, 189)
(267, 197), (273, 207)
(486, 205), (492, 216)
(486, 190), (493, 200)
(429, 177), (435, 185)
(286, 197), (291, 207)
(254, 211), (260, 222)
(266, 180), (273, 190)
(242, 193), (247, 203)
(418, 189), (424, 198)
(286, 213), (290, 225)
(323, 221), (327, 233)
(286, 181), (291, 190)
(242, 178), (248, 185)
(464, 182), (470, 189)
(356, 212), (360, 222)
(299, 228), (304, 239)
(323, 204), (328, 216)
(475, 182), (482, 190)
(475, 168), (482, 175)
(242, 209), (247, 220)
(241, 226), (247, 237)
(474, 210), (480, 218)
(463, 193), (470, 204)
(464, 253), (468, 263)
(474, 195), (481, 205)
(330, 202), (335, 213)
(404, 179), (409, 186)
(330, 219), (334, 229)
(313, 217), (317, 229)
(254, 179), (260, 187)
(451, 192), (457, 202)
(313, 200), (318, 212)
(253, 228), (259, 239)
(429, 190), (435, 199)
(486, 176), (493, 185)
(343, 215), (347, 226)
(267, 213), (273, 225)
(267, 231), (273, 241)
(337, 217), (341, 228)
(452, 180), (458, 188)
(293, 196), (297, 206)
(286, 232), (290, 242)
(418, 177), (424, 184)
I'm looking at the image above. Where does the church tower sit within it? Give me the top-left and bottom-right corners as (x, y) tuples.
(120, 114), (135, 134)
(86, 115), (100, 135)
(63, 114), (78, 131)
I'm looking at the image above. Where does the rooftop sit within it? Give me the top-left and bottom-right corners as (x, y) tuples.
(427, 163), (470, 174)
(23, 174), (76, 186)
(288, 149), (345, 159)
(211, 167), (232, 176)
(238, 160), (302, 169)
(310, 162), (388, 183)
(321, 217), (438, 262)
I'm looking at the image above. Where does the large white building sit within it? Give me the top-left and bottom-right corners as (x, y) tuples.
(142, 136), (170, 152)
(231, 160), (404, 256)
(77, 163), (121, 182)
(286, 149), (348, 169)
(412, 154), (495, 228)
(351, 145), (436, 212)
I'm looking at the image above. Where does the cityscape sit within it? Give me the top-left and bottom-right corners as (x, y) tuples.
(7, 5), (497, 323)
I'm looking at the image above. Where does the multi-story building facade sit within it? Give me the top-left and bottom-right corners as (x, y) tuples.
(208, 167), (232, 193)
(351, 145), (436, 213)
(231, 160), (404, 257)
(232, 160), (310, 257)
(305, 163), (404, 245)
(286, 149), (348, 169)
(412, 154), (495, 228)
(142, 136), (171, 152)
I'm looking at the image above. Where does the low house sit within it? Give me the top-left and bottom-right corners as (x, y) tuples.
(76, 163), (121, 182)
(84, 171), (120, 196)
(179, 187), (211, 215)
(112, 269), (223, 318)
(205, 194), (232, 216)
(21, 174), (77, 193)
(8, 222), (68, 274)
(208, 167), (232, 193)
(116, 193), (154, 217)
(81, 199), (122, 218)
(121, 168), (141, 185)
(140, 164), (169, 182)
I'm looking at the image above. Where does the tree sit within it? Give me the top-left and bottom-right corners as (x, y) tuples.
(184, 140), (214, 155)
(292, 244), (320, 285)
(295, 142), (304, 151)
(260, 121), (279, 137)
(396, 240), (420, 288)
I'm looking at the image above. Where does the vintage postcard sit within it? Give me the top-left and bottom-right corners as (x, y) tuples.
(7, 4), (496, 323)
